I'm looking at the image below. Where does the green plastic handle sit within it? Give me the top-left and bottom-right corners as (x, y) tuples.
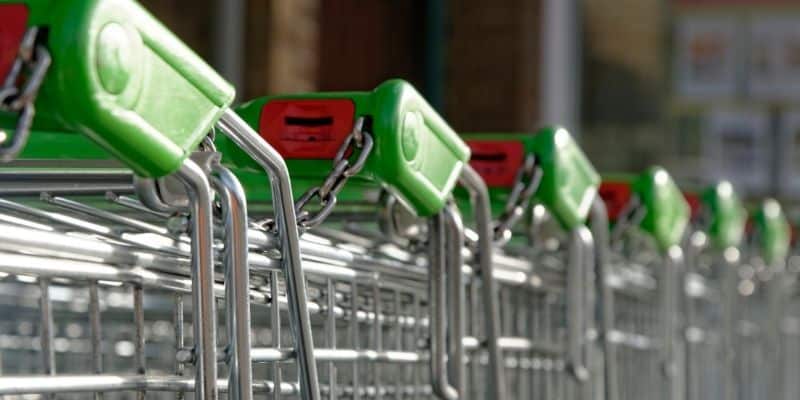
(4, 0), (234, 177)
(754, 199), (790, 266)
(701, 181), (746, 250)
(459, 128), (599, 230)
(631, 166), (690, 251)
(531, 126), (600, 230)
(224, 79), (469, 217)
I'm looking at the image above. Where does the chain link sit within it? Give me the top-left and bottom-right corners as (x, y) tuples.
(259, 117), (374, 232)
(0, 27), (51, 162)
(493, 154), (542, 242)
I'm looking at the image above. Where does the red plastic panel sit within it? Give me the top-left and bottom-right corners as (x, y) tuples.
(599, 181), (632, 222)
(467, 140), (525, 188)
(684, 191), (701, 220)
(259, 99), (355, 159)
(0, 4), (29, 80)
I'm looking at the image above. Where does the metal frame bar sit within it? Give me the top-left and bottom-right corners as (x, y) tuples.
(458, 164), (506, 400)
(217, 109), (320, 400)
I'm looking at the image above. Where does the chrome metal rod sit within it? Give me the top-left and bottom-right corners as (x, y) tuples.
(683, 231), (705, 400)
(133, 284), (146, 400)
(589, 198), (618, 400)
(251, 348), (426, 363)
(458, 164), (506, 400)
(767, 258), (787, 400)
(566, 228), (590, 384)
(174, 159), (218, 400)
(720, 246), (740, 400)
(444, 203), (466, 397)
(662, 245), (683, 400)
(0, 375), (292, 395)
(429, 212), (458, 400)
(43, 193), (182, 241)
(212, 165), (254, 400)
(218, 109), (319, 400)
(0, 219), (192, 273)
(39, 278), (55, 379)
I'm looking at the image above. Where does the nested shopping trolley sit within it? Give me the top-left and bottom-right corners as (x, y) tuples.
(460, 129), (613, 400)
(732, 199), (791, 400)
(599, 168), (692, 400)
(0, 1), (794, 400)
(0, 0), (325, 399)
(681, 182), (747, 400)
(216, 79), (480, 399)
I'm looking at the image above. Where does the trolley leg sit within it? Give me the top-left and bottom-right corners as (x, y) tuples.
(720, 249), (738, 400)
(661, 246), (683, 400)
(212, 165), (254, 400)
(444, 203), (466, 397)
(218, 110), (321, 400)
(429, 212), (458, 399)
(458, 165), (506, 400)
(567, 227), (594, 400)
(174, 159), (218, 400)
(590, 198), (618, 400)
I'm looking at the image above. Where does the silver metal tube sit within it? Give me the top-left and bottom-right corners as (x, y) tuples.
(218, 109), (320, 400)
(89, 280), (103, 400)
(566, 228), (590, 384)
(458, 164), (506, 400)
(212, 165), (254, 400)
(133, 284), (146, 400)
(443, 203), (466, 396)
(720, 246), (740, 400)
(174, 159), (218, 400)
(662, 245), (683, 400)
(251, 348), (425, 363)
(683, 232), (705, 400)
(0, 220), (191, 273)
(767, 259), (787, 400)
(589, 198), (618, 400)
(39, 278), (54, 379)
(0, 375), (296, 395)
(428, 212), (458, 400)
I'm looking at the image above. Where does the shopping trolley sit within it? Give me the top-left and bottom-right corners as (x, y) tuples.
(460, 128), (609, 400)
(217, 79), (476, 399)
(599, 167), (690, 400)
(0, 1), (323, 399)
(732, 199), (790, 400)
(682, 182), (746, 400)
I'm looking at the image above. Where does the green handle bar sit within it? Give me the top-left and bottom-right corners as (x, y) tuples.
(220, 79), (469, 217)
(631, 166), (690, 252)
(701, 181), (746, 250)
(461, 127), (600, 230)
(753, 199), (790, 266)
(2, 0), (234, 177)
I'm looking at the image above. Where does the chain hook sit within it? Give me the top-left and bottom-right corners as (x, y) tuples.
(493, 154), (542, 243)
(0, 27), (51, 162)
(259, 117), (374, 233)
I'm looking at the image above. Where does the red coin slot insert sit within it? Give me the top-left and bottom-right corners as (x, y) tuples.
(259, 99), (356, 159)
(0, 4), (29, 81)
(467, 140), (525, 188)
(599, 181), (632, 222)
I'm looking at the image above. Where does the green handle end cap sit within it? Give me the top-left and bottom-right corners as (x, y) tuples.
(370, 79), (470, 217)
(632, 166), (690, 252)
(754, 199), (790, 266)
(531, 126), (600, 230)
(701, 181), (746, 250)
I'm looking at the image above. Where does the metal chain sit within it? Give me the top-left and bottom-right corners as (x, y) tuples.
(0, 27), (51, 162)
(259, 117), (374, 232)
(493, 154), (542, 242)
